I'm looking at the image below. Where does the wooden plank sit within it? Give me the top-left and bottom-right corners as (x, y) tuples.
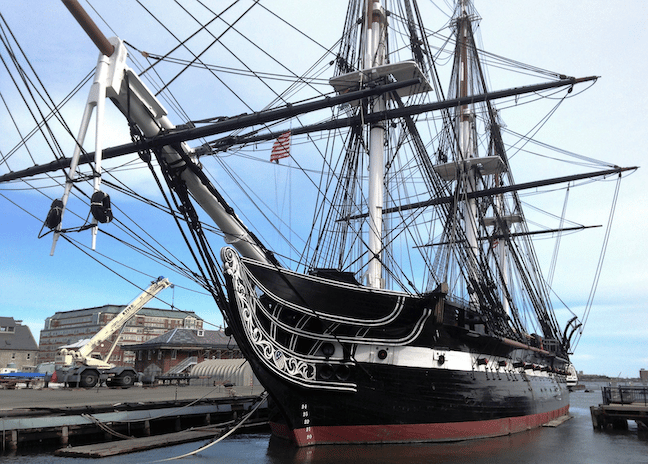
(542, 414), (573, 427)
(54, 427), (225, 457)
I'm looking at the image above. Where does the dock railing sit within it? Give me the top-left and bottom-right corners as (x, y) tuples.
(601, 385), (648, 405)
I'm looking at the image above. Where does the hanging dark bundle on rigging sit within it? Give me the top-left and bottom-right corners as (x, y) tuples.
(90, 190), (113, 224)
(45, 199), (64, 230)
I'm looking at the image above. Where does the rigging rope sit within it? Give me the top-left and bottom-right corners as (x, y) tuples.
(0, 0), (627, 360)
(571, 173), (623, 351)
(547, 184), (569, 286)
(149, 0), (257, 99)
(0, 15), (93, 168)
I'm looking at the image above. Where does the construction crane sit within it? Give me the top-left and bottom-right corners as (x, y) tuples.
(54, 277), (172, 388)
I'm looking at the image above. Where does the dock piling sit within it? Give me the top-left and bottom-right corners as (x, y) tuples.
(60, 426), (69, 446)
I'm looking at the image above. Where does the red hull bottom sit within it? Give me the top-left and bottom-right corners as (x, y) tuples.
(270, 405), (570, 447)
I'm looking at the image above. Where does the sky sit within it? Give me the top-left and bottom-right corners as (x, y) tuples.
(1, 1), (647, 377)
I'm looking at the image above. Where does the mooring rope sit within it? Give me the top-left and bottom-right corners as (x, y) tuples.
(81, 413), (133, 440)
(78, 386), (264, 445)
(154, 391), (268, 462)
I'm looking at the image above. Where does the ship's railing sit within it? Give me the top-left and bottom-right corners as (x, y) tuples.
(601, 386), (648, 405)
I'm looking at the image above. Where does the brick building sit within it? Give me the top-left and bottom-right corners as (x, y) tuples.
(0, 317), (39, 371)
(38, 306), (202, 365)
(122, 328), (242, 378)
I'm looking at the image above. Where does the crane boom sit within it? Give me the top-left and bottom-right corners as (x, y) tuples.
(56, 277), (171, 371)
(78, 277), (172, 359)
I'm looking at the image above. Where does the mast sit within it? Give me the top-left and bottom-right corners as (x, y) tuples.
(456, 1), (480, 305)
(366, 0), (387, 289)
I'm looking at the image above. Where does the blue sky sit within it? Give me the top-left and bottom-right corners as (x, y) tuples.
(1, 1), (647, 377)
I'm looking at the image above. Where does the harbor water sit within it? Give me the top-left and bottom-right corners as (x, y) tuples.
(3, 383), (647, 464)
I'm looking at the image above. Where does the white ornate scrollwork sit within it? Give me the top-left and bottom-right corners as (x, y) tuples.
(221, 247), (325, 388)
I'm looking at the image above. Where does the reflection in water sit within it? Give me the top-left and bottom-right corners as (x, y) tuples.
(266, 427), (547, 464)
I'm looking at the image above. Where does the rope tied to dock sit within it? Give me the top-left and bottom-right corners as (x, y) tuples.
(154, 391), (268, 462)
(81, 413), (134, 440)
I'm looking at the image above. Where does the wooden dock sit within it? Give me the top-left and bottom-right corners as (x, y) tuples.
(0, 384), (267, 452)
(590, 386), (648, 430)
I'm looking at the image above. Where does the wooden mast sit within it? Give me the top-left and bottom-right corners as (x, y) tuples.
(456, 0), (480, 305)
(366, 0), (387, 289)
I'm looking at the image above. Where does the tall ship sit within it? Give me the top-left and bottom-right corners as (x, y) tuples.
(0, 0), (635, 446)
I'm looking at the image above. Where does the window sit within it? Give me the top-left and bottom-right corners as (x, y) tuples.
(171, 350), (177, 360)
(138, 351), (143, 360)
(26, 353), (31, 360)
(147, 350), (152, 360)
(158, 350), (162, 360)
(11, 353), (16, 359)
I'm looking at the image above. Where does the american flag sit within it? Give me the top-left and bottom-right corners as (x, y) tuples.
(270, 131), (291, 163)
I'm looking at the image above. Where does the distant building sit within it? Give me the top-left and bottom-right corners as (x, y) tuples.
(0, 317), (39, 371)
(122, 328), (242, 378)
(38, 306), (203, 365)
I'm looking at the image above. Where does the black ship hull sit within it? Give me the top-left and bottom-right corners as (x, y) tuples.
(268, 364), (568, 446)
(221, 247), (569, 446)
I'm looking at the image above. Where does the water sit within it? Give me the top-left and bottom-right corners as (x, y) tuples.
(3, 384), (648, 464)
